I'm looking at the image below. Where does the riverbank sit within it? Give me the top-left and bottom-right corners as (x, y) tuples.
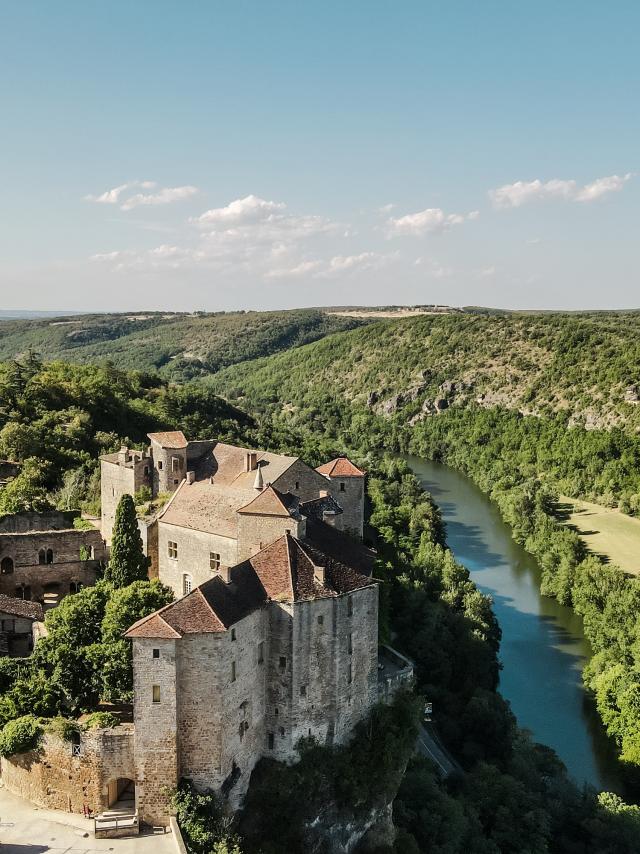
(405, 455), (624, 793)
(557, 495), (640, 576)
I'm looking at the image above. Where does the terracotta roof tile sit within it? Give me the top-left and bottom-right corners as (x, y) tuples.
(124, 611), (181, 639)
(316, 457), (366, 477)
(147, 431), (188, 449)
(237, 485), (298, 517)
(0, 595), (43, 621)
(124, 531), (375, 638)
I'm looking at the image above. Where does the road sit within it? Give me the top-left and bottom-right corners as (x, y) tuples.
(0, 785), (176, 854)
(416, 722), (460, 777)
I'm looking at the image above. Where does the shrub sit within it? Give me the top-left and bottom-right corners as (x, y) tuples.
(82, 711), (120, 730)
(0, 715), (43, 757)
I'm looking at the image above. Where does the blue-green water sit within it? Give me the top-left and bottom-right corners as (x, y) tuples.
(406, 455), (622, 793)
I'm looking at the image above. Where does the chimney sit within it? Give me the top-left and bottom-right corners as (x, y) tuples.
(253, 465), (264, 490)
(319, 489), (329, 498)
(245, 451), (258, 472)
(218, 565), (231, 584)
(118, 446), (128, 465)
(314, 565), (325, 586)
(186, 470), (196, 485)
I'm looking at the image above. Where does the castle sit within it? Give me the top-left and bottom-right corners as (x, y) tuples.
(98, 432), (407, 826)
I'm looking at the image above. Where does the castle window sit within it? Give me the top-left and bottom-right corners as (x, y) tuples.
(182, 574), (192, 595)
(168, 541), (178, 559)
(171, 457), (180, 472)
(258, 641), (264, 664)
(268, 733), (274, 750)
(158, 461), (163, 470)
(348, 633), (353, 654)
(38, 549), (46, 565)
(112, 488), (115, 496)
(231, 661), (237, 682)
(347, 596), (354, 617)
(274, 707), (278, 716)
(231, 628), (236, 641)
(173, 479), (179, 485)
(279, 727), (284, 737)
(152, 685), (161, 703)
(300, 685), (307, 697)
(347, 664), (353, 684)
(210, 552), (221, 571)
(340, 482), (346, 492)
(144, 466), (149, 475)
(279, 656), (287, 670)
(317, 615), (324, 626)
(1, 557), (14, 575)
(46, 549), (54, 564)
(153, 648), (160, 659)
(295, 481), (299, 490)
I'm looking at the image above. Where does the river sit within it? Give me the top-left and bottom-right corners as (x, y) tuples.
(405, 455), (623, 793)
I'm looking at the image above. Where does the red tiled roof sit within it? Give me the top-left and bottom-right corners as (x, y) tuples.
(237, 485), (297, 517)
(124, 531), (375, 638)
(0, 594), (44, 621)
(147, 431), (188, 449)
(316, 457), (366, 477)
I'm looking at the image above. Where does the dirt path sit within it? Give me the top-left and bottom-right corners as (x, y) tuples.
(558, 495), (640, 576)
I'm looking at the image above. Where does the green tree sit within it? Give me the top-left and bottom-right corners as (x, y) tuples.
(106, 494), (149, 587)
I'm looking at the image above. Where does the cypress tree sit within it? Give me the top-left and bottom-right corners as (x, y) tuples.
(106, 494), (149, 587)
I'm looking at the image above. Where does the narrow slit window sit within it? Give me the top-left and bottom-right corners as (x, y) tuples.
(268, 732), (274, 750)
(258, 641), (264, 664)
(231, 661), (237, 683)
(152, 648), (160, 659)
(152, 685), (161, 703)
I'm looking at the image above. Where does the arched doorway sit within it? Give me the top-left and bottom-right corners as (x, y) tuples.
(1, 556), (14, 575)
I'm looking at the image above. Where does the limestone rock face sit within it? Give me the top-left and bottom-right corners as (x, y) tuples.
(301, 801), (395, 854)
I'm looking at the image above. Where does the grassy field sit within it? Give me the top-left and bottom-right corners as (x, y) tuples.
(558, 495), (640, 576)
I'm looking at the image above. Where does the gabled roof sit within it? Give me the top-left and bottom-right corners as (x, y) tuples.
(147, 431), (188, 449)
(0, 594), (44, 622)
(125, 532), (375, 638)
(237, 485), (299, 517)
(316, 457), (366, 477)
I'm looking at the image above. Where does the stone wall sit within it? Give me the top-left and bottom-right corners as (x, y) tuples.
(132, 637), (179, 826)
(149, 438), (187, 497)
(101, 456), (150, 543)
(0, 725), (134, 815)
(157, 522), (238, 597)
(0, 527), (105, 605)
(236, 512), (304, 563)
(323, 477), (365, 538)
(273, 459), (329, 502)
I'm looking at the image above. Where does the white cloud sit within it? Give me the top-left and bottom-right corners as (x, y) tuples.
(120, 185), (199, 211)
(378, 203), (396, 214)
(490, 173), (632, 209)
(85, 181), (156, 205)
(575, 173), (632, 202)
(387, 207), (477, 237)
(192, 195), (286, 226)
(265, 260), (324, 279)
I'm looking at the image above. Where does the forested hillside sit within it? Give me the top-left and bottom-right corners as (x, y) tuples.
(0, 309), (364, 382)
(0, 354), (251, 515)
(213, 312), (640, 432)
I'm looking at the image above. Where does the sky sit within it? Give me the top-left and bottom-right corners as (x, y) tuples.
(1, 1), (638, 312)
